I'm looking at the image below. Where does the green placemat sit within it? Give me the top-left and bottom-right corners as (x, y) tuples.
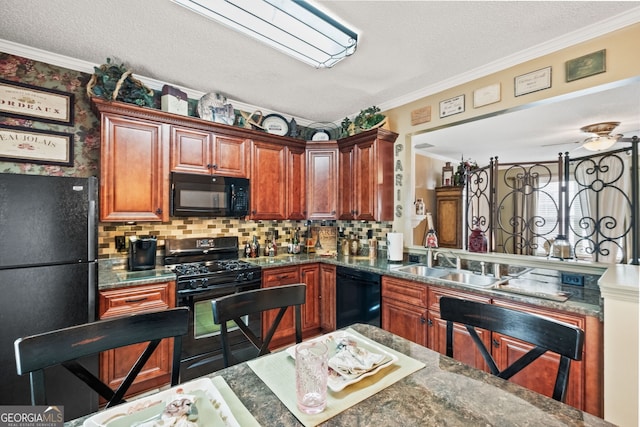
(247, 328), (425, 427)
(211, 376), (261, 427)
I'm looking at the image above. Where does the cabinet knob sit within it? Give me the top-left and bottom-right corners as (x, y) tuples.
(331, 210), (336, 215)
(207, 163), (213, 169)
(156, 208), (163, 214)
(492, 339), (500, 348)
(427, 318), (433, 326)
(212, 164), (218, 169)
(420, 317), (426, 324)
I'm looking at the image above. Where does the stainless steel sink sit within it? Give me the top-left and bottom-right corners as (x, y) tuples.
(440, 271), (501, 288)
(393, 264), (450, 278)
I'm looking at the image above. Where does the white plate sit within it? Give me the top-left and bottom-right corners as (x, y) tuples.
(286, 331), (398, 392)
(83, 378), (240, 427)
(262, 114), (289, 136)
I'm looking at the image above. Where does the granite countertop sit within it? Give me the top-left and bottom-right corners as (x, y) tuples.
(65, 324), (612, 427)
(99, 253), (603, 318)
(247, 253), (602, 317)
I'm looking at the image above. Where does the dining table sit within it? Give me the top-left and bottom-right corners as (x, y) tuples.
(67, 323), (612, 427)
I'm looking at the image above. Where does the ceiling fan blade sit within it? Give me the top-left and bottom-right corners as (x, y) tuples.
(541, 141), (580, 147)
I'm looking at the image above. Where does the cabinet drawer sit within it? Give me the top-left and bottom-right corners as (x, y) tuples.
(262, 266), (300, 285)
(382, 276), (428, 308)
(428, 285), (491, 311)
(99, 282), (174, 319)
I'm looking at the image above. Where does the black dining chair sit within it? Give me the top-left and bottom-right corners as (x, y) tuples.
(439, 296), (584, 402)
(211, 283), (306, 368)
(14, 307), (189, 409)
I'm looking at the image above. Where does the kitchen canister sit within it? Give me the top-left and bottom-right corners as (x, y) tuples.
(386, 232), (404, 262)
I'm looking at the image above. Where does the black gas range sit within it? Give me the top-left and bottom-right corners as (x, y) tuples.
(164, 236), (262, 296)
(164, 236), (263, 381)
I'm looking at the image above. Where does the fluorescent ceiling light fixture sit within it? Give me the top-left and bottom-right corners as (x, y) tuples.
(172, 0), (358, 68)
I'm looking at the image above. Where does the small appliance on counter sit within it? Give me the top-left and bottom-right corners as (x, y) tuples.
(128, 235), (157, 271)
(386, 232), (404, 262)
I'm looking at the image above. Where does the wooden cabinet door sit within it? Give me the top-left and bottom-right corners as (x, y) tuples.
(170, 126), (212, 174)
(338, 145), (355, 219)
(337, 129), (397, 221)
(492, 300), (586, 411)
(306, 146), (338, 220)
(250, 140), (287, 220)
(381, 276), (429, 346)
(428, 310), (491, 371)
(353, 140), (376, 221)
(436, 186), (464, 248)
(261, 266), (300, 349)
(319, 264), (336, 332)
(100, 114), (169, 222)
(213, 135), (249, 177)
(98, 282), (175, 400)
(300, 263), (321, 334)
(286, 145), (306, 220)
(427, 286), (492, 370)
(383, 299), (428, 346)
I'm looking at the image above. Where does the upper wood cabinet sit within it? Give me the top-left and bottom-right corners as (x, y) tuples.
(93, 99), (169, 222)
(337, 128), (398, 221)
(250, 140), (287, 220)
(306, 142), (338, 220)
(170, 126), (249, 178)
(435, 186), (464, 248)
(286, 145), (306, 220)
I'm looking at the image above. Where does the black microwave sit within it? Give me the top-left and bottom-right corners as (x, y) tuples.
(170, 172), (250, 217)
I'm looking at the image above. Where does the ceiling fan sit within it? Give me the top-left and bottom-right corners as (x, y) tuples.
(544, 121), (630, 151)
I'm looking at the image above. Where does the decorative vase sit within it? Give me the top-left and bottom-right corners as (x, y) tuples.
(468, 227), (487, 253)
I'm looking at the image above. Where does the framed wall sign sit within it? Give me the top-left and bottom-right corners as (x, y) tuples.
(514, 67), (551, 97)
(439, 95), (465, 118)
(566, 49), (606, 82)
(411, 106), (431, 125)
(0, 124), (74, 166)
(473, 83), (501, 108)
(0, 79), (74, 125)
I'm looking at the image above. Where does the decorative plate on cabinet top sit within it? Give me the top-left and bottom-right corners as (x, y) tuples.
(261, 114), (289, 136)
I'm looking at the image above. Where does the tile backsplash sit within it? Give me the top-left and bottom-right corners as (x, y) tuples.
(99, 218), (393, 259)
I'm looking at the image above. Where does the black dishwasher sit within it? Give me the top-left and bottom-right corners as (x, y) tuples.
(336, 266), (381, 329)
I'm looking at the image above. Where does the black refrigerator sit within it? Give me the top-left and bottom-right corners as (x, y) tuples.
(0, 173), (99, 419)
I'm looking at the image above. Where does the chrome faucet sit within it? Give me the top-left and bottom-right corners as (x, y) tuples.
(426, 248), (434, 267)
(434, 250), (461, 269)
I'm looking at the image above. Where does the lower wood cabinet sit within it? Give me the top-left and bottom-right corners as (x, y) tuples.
(262, 263), (336, 349)
(261, 265), (300, 349)
(381, 275), (603, 417)
(319, 264), (336, 332)
(492, 299), (602, 416)
(381, 276), (429, 346)
(98, 281), (176, 401)
(427, 286), (492, 370)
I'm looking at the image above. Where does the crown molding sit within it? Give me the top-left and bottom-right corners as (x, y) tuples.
(2, 6), (639, 127)
(0, 39), (314, 127)
(377, 7), (640, 114)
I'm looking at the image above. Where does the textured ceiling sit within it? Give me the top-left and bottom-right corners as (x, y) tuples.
(0, 1), (638, 122)
(1, 1), (639, 162)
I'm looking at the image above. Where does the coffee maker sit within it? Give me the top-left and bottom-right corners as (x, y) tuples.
(128, 236), (157, 271)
